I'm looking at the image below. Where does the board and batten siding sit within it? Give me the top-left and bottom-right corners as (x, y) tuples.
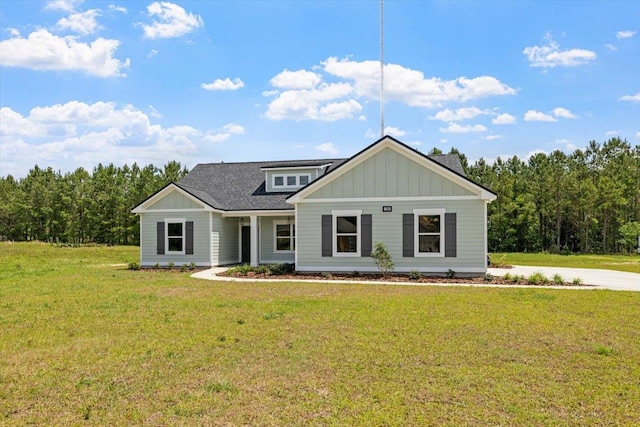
(212, 214), (239, 266)
(259, 215), (296, 263)
(295, 200), (486, 273)
(306, 147), (474, 199)
(265, 168), (320, 192)
(147, 190), (203, 209)
(140, 211), (211, 267)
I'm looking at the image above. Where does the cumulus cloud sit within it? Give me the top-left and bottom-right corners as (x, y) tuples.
(620, 92), (640, 101)
(523, 33), (596, 68)
(556, 139), (577, 151)
(616, 30), (636, 39)
(605, 130), (620, 137)
(270, 69), (322, 89)
(483, 135), (503, 141)
(524, 110), (557, 122)
(323, 57), (516, 107)
(315, 142), (339, 155)
(56, 9), (101, 35)
(108, 5), (127, 14)
(439, 123), (487, 133)
(44, 0), (83, 12)
(141, 2), (203, 39)
(365, 126), (407, 139)
(0, 29), (129, 77)
(1, 101), (244, 177)
(429, 107), (488, 122)
(553, 107), (577, 118)
(265, 82), (361, 121)
(201, 78), (244, 91)
(492, 113), (516, 124)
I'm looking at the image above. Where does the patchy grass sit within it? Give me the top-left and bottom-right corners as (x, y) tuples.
(1, 242), (640, 425)
(493, 252), (640, 274)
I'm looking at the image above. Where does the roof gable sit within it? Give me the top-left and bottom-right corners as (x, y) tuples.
(287, 136), (497, 203)
(131, 183), (215, 214)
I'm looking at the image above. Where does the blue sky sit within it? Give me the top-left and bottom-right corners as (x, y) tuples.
(1, 0), (638, 178)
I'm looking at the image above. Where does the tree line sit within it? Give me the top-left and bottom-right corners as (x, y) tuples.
(1, 137), (638, 253)
(0, 161), (188, 245)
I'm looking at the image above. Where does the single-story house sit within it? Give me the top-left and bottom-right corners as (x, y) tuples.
(132, 136), (497, 275)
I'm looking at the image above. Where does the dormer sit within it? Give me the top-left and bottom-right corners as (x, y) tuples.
(261, 161), (334, 192)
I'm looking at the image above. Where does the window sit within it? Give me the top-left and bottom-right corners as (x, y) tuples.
(414, 209), (445, 257)
(166, 219), (186, 254)
(274, 220), (295, 252)
(272, 174), (312, 189)
(333, 210), (361, 256)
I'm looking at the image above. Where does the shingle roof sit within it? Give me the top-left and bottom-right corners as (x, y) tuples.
(175, 153), (466, 212)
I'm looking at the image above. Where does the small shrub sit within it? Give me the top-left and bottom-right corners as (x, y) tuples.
(484, 273), (494, 282)
(268, 263), (294, 275)
(167, 262), (175, 270)
(503, 272), (513, 281)
(127, 262), (140, 271)
(227, 264), (252, 276)
(153, 263), (160, 270)
(572, 277), (583, 286)
(446, 269), (456, 279)
(351, 271), (360, 278)
(255, 265), (270, 275)
(527, 271), (548, 285)
(189, 262), (196, 270)
(321, 271), (333, 279)
(552, 273), (564, 285)
(180, 264), (188, 272)
(371, 242), (394, 277)
(409, 270), (422, 281)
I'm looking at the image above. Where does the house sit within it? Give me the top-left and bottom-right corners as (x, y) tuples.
(132, 136), (497, 275)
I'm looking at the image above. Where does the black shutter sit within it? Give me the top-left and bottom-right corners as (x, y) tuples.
(157, 222), (165, 255)
(185, 221), (194, 255)
(321, 215), (332, 257)
(445, 213), (457, 258)
(361, 214), (372, 257)
(402, 214), (414, 257)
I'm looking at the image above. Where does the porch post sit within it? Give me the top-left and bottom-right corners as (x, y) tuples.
(250, 215), (258, 267)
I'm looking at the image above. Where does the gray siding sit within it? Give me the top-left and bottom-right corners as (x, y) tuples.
(212, 214), (239, 265)
(260, 216), (296, 263)
(265, 168), (320, 192)
(140, 211), (211, 267)
(148, 190), (203, 209)
(307, 147), (474, 199)
(295, 200), (486, 273)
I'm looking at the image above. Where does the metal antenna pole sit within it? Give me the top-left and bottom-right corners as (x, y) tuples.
(380, 0), (384, 137)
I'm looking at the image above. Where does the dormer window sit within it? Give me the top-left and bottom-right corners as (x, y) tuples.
(273, 173), (312, 189)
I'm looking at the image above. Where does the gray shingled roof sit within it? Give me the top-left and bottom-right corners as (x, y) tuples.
(175, 154), (466, 211)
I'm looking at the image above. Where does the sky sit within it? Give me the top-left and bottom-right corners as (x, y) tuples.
(1, 0), (639, 178)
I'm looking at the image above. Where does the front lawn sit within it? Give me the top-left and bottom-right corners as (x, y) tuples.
(492, 252), (640, 274)
(1, 242), (639, 425)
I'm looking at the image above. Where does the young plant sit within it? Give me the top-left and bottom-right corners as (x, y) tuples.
(371, 242), (394, 277)
(527, 271), (548, 285)
(409, 270), (422, 281)
(445, 269), (456, 279)
(552, 273), (564, 285)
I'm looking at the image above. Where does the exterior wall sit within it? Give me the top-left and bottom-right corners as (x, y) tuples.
(306, 147), (474, 199)
(140, 211), (211, 267)
(295, 200), (486, 273)
(259, 215), (296, 264)
(212, 214), (239, 265)
(265, 168), (320, 192)
(148, 190), (203, 209)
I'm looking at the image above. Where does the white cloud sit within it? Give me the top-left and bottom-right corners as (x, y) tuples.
(148, 105), (162, 119)
(108, 5), (127, 14)
(0, 29), (129, 77)
(604, 43), (618, 51)
(616, 30), (636, 39)
(553, 107), (577, 118)
(315, 142), (339, 155)
(270, 69), (322, 89)
(605, 130), (620, 137)
(322, 57), (516, 107)
(523, 33), (596, 68)
(0, 101), (241, 177)
(440, 138), (447, 143)
(147, 49), (158, 58)
(556, 139), (577, 151)
(141, 2), (203, 39)
(44, 0), (83, 12)
(384, 126), (407, 137)
(439, 123), (487, 133)
(636, 131), (640, 140)
(620, 92), (640, 101)
(56, 9), (101, 35)
(265, 82), (361, 121)
(201, 78), (245, 91)
(429, 107), (488, 122)
(483, 135), (503, 141)
(492, 113), (516, 124)
(524, 110), (557, 122)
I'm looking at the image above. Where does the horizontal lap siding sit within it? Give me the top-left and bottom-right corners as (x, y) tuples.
(296, 200), (486, 272)
(212, 214), (239, 265)
(260, 216), (295, 263)
(140, 211), (211, 267)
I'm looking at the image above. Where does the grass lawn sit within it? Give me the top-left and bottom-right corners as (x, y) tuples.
(492, 252), (640, 274)
(1, 242), (639, 425)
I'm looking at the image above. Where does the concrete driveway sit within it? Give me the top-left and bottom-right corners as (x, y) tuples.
(488, 266), (640, 291)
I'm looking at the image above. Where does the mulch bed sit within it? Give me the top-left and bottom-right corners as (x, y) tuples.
(218, 270), (588, 287)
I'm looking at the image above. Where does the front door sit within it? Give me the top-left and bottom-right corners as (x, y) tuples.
(241, 226), (250, 263)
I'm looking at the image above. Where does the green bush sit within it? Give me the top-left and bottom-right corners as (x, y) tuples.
(527, 271), (548, 285)
(180, 264), (188, 272)
(371, 242), (394, 277)
(409, 270), (422, 281)
(484, 273), (494, 282)
(446, 269), (456, 279)
(127, 262), (140, 271)
(167, 262), (175, 270)
(268, 263), (294, 275)
(552, 274), (564, 285)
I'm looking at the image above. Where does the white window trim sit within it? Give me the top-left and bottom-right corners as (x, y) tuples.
(332, 210), (362, 257)
(273, 219), (295, 253)
(272, 173), (312, 189)
(413, 209), (445, 258)
(165, 218), (186, 255)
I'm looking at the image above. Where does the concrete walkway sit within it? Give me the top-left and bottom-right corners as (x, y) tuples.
(192, 266), (639, 291)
